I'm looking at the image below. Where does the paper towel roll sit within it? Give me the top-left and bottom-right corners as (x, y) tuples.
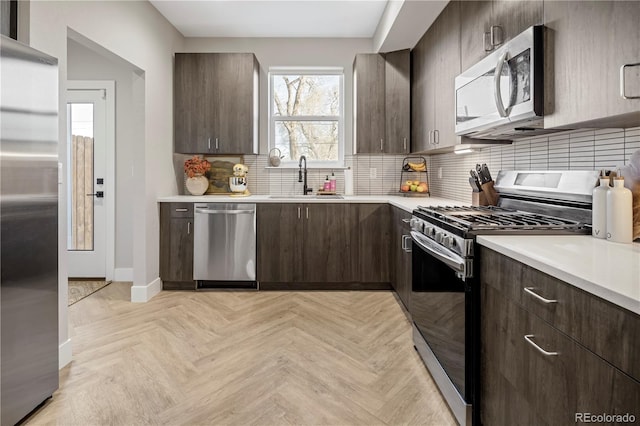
(344, 168), (354, 195)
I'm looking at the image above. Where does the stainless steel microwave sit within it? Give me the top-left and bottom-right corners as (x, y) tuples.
(455, 25), (544, 140)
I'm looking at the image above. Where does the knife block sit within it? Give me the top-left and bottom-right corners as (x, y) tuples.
(481, 181), (500, 206)
(472, 191), (489, 206)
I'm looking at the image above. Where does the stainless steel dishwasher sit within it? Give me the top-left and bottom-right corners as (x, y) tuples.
(193, 203), (257, 289)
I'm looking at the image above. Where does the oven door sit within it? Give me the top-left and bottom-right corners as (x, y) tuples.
(410, 231), (473, 402)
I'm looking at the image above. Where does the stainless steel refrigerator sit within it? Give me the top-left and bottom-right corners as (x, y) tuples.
(0, 35), (59, 425)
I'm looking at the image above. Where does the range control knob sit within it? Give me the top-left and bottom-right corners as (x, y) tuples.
(442, 235), (451, 247)
(435, 231), (443, 244)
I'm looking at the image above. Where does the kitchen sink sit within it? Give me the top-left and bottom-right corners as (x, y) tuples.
(269, 194), (344, 200)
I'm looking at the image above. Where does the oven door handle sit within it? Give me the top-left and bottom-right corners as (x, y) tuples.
(411, 231), (466, 275)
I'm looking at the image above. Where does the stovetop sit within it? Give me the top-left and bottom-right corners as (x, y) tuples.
(413, 205), (589, 236)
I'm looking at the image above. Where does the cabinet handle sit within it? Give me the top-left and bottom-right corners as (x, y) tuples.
(215, 138), (219, 150)
(187, 221), (191, 235)
(524, 287), (558, 304)
(490, 25), (503, 47)
(297, 206), (301, 219)
(403, 137), (407, 151)
(524, 335), (558, 356)
(483, 31), (493, 52)
(434, 129), (440, 145)
(175, 208), (188, 212)
(620, 63), (640, 99)
(306, 207), (309, 219)
(208, 137), (211, 150)
(401, 234), (412, 252)
(380, 139), (384, 152)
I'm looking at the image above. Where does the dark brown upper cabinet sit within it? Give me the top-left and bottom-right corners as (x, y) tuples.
(543, 1), (640, 129)
(411, 1), (460, 153)
(174, 52), (259, 154)
(353, 49), (410, 154)
(459, 1), (543, 72)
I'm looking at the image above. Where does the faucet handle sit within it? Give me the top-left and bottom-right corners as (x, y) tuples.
(304, 188), (313, 195)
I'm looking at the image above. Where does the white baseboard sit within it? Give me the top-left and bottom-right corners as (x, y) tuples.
(131, 277), (162, 303)
(114, 267), (133, 281)
(59, 338), (72, 369)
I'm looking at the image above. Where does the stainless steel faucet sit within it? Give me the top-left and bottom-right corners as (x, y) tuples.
(298, 155), (312, 195)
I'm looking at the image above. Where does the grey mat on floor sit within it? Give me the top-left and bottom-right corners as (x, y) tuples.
(68, 280), (112, 306)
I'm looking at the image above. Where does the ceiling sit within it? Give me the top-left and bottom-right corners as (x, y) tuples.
(149, 0), (390, 38)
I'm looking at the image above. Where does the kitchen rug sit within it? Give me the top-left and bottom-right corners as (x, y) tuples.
(68, 280), (112, 306)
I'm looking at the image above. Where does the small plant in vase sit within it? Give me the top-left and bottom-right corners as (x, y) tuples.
(184, 156), (211, 195)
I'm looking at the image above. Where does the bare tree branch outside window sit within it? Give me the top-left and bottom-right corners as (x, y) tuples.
(271, 73), (341, 162)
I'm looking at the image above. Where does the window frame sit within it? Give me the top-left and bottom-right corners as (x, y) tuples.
(268, 67), (345, 168)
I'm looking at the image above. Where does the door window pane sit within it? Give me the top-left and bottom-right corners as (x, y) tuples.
(67, 103), (94, 251)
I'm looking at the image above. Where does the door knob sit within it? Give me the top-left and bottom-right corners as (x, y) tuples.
(86, 191), (104, 198)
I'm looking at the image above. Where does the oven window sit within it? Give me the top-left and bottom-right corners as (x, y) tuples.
(412, 245), (468, 398)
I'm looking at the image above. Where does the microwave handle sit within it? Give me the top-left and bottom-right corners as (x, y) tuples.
(494, 51), (512, 118)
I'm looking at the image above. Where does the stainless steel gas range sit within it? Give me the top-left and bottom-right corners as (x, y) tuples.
(409, 170), (598, 426)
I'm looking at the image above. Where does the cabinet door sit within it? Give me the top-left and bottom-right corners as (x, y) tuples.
(159, 204), (194, 283)
(459, 1), (493, 72)
(392, 207), (412, 311)
(214, 53), (258, 154)
(492, 0), (542, 45)
(432, 1), (461, 150)
(303, 204), (358, 282)
(411, 27), (436, 153)
(544, 1), (640, 128)
(256, 203), (303, 283)
(174, 53), (213, 154)
(354, 54), (386, 153)
(359, 204), (391, 283)
(384, 50), (410, 154)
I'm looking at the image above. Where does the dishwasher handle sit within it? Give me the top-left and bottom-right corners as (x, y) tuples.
(195, 208), (255, 215)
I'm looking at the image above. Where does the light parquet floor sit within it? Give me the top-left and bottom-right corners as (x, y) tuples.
(26, 283), (456, 426)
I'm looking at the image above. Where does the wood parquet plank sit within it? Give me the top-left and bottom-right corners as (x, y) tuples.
(25, 283), (456, 426)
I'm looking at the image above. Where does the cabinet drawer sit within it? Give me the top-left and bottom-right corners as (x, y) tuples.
(481, 247), (640, 381)
(166, 203), (193, 218)
(482, 284), (640, 425)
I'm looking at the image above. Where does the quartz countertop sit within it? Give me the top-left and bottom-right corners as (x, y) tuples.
(477, 235), (640, 315)
(157, 194), (467, 213)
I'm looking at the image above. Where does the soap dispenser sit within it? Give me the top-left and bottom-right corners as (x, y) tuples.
(606, 173), (633, 243)
(592, 172), (609, 239)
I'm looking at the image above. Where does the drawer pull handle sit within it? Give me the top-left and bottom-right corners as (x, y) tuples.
(524, 287), (557, 304)
(524, 334), (558, 356)
(175, 208), (188, 212)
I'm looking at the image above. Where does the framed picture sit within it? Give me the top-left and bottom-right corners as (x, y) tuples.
(203, 156), (243, 194)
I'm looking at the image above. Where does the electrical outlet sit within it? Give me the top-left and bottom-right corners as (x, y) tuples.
(438, 167), (443, 179)
(369, 167), (377, 179)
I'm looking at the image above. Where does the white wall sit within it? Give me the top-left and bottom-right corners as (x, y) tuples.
(67, 38), (134, 273)
(183, 37), (373, 155)
(27, 0), (184, 366)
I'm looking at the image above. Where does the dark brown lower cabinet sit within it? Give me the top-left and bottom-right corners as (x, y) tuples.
(358, 204), (391, 283)
(481, 248), (640, 424)
(257, 203), (389, 288)
(391, 207), (411, 311)
(159, 203), (194, 290)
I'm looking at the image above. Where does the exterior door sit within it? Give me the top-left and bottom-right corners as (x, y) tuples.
(66, 89), (107, 278)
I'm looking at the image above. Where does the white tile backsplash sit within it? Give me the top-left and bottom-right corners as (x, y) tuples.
(428, 127), (640, 204)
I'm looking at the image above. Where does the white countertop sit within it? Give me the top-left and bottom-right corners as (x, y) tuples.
(477, 235), (640, 315)
(157, 194), (467, 213)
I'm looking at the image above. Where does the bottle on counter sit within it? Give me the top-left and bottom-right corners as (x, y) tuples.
(344, 167), (353, 195)
(323, 175), (331, 191)
(330, 172), (336, 192)
(592, 175), (609, 239)
(606, 175), (633, 243)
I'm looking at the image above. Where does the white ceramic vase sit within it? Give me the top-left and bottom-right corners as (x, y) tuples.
(186, 174), (209, 196)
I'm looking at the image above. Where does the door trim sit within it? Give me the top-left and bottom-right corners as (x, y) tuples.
(67, 80), (115, 281)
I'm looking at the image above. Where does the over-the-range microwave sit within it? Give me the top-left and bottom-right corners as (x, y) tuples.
(455, 25), (545, 140)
